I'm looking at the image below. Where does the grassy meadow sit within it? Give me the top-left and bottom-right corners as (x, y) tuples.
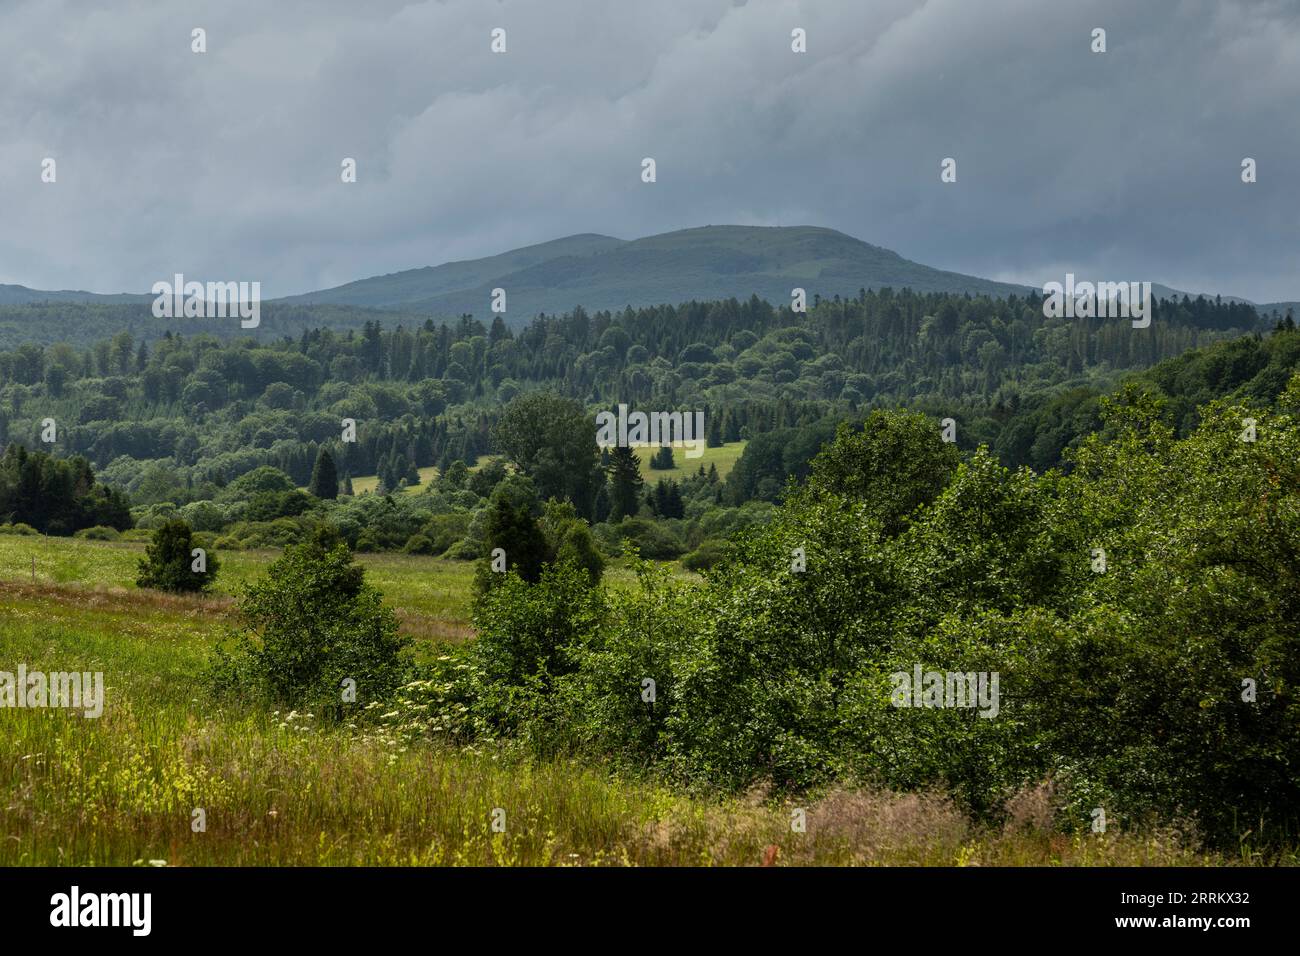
(636, 440), (745, 483)
(334, 441), (747, 498)
(0, 530), (1270, 866)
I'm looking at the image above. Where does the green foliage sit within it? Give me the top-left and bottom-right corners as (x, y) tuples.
(0, 444), (132, 535)
(803, 409), (960, 534)
(218, 466), (295, 502)
(681, 538), (729, 572)
(613, 517), (686, 560)
(540, 500), (604, 586)
(307, 448), (339, 499)
(492, 392), (602, 517)
(475, 495), (554, 592)
(209, 528), (410, 718)
(468, 561), (607, 744)
(136, 518), (219, 593)
(724, 418), (843, 503)
(467, 458), (507, 498)
(438, 394), (1300, 846)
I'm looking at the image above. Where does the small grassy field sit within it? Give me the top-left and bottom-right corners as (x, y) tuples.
(0, 530), (1261, 867)
(636, 440), (745, 484)
(308, 465), (439, 497)
(0, 532), (476, 643)
(333, 441), (747, 497)
(0, 533), (681, 645)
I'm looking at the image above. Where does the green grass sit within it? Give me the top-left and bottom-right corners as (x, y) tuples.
(0, 531), (681, 644)
(0, 531), (1273, 866)
(308, 465), (439, 497)
(638, 440), (745, 484)
(336, 441), (747, 496)
(0, 533), (477, 643)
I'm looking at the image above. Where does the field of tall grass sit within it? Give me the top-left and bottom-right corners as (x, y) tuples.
(0, 533), (1277, 866)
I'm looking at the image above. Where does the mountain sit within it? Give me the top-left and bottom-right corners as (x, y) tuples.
(0, 284), (150, 306)
(273, 225), (1036, 321)
(275, 233), (626, 309)
(1, 226), (1285, 336)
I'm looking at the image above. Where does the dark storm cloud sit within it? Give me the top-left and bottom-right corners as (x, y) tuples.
(1, 0), (1296, 301)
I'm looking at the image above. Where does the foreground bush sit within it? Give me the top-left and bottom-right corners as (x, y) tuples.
(209, 528), (410, 718)
(424, 400), (1300, 847)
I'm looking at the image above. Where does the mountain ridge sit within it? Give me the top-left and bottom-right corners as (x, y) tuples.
(2, 225), (1287, 319)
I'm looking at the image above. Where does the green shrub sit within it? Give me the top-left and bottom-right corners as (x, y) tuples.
(681, 538), (728, 571)
(403, 533), (436, 555)
(209, 528), (411, 718)
(541, 500), (604, 585)
(136, 518), (219, 593)
(419, 512), (472, 556)
(75, 525), (121, 541)
(468, 560), (606, 742)
(617, 517), (685, 560)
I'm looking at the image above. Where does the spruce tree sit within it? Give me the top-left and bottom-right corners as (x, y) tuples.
(478, 497), (554, 589)
(666, 480), (685, 519)
(137, 518), (218, 593)
(607, 446), (644, 520)
(593, 483), (612, 523)
(308, 448), (339, 499)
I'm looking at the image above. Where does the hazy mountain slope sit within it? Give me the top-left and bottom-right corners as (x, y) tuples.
(276, 233), (625, 309)
(0, 284), (150, 306)
(1, 226), (1285, 341)
(372, 225), (1036, 321)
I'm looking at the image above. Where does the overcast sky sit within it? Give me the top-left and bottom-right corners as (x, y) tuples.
(2, 0), (1297, 302)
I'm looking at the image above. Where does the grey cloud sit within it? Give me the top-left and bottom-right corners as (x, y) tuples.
(1, 0), (1296, 302)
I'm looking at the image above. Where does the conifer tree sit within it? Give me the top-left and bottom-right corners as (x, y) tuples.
(307, 448), (339, 499)
(607, 446), (644, 520)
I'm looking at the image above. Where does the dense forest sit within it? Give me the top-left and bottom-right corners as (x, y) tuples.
(0, 290), (1289, 564)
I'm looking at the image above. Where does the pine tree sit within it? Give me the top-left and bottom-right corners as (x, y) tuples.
(707, 414), (723, 447)
(650, 445), (675, 470)
(593, 483), (612, 523)
(477, 497), (554, 590)
(653, 478), (670, 516)
(308, 448), (339, 499)
(666, 480), (685, 519)
(607, 446), (644, 520)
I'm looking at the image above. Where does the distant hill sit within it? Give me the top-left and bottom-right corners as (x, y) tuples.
(0, 225), (1289, 344)
(275, 233), (626, 309)
(274, 225), (1036, 321)
(0, 284), (150, 306)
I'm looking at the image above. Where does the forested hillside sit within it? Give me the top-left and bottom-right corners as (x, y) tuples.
(0, 288), (1262, 481)
(0, 288), (1281, 564)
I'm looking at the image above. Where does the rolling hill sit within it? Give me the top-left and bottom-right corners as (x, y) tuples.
(1, 226), (1287, 347)
(277, 225), (1036, 321)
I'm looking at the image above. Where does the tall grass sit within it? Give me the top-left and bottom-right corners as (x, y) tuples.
(0, 534), (1286, 866)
